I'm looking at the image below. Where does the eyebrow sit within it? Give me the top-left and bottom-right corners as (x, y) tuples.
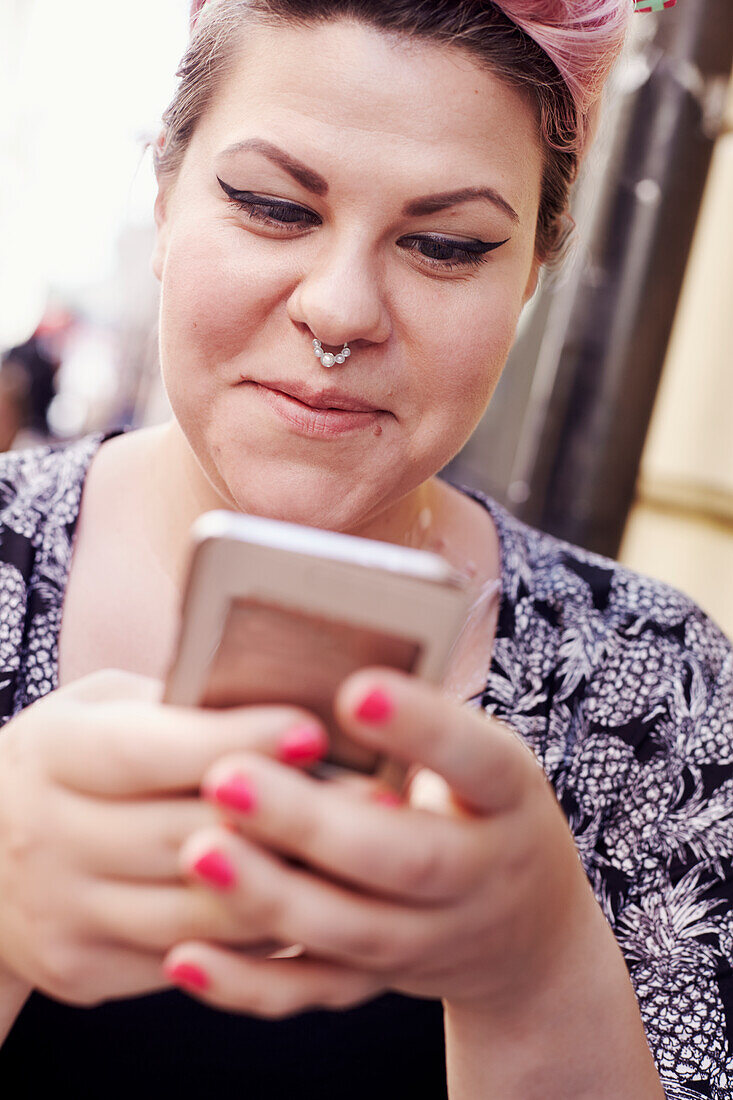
(219, 138), (520, 223)
(219, 138), (329, 196)
(402, 187), (519, 224)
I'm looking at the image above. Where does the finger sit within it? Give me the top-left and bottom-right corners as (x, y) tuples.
(35, 944), (169, 1008)
(54, 789), (218, 879)
(53, 775), (382, 883)
(334, 667), (530, 813)
(57, 668), (163, 704)
(162, 942), (384, 1018)
(201, 754), (487, 903)
(41, 695), (327, 798)
(85, 878), (271, 952)
(179, 827), (438, 974)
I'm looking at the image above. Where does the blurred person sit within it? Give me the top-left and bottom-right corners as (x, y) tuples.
(0, 362), (31, 452)
(0, 2), (727, 1097)
(1, 334), (59, 442)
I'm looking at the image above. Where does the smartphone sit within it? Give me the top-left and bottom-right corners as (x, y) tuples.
(163, 510), (474, 789)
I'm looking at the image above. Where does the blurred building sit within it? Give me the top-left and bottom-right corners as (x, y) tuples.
(448, 3), (733, 639)
(619, 75), (733, 638)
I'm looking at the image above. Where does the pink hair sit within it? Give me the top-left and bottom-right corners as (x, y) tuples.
(493, 1), (631, 147)
(190, 0), (208, 26)
(189, 0), (630, 151)
(179, 0), (631, 260)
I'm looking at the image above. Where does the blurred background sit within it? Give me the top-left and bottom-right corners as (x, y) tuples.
(1, 0), (732, 633)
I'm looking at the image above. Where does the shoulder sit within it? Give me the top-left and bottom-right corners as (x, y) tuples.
(0, 432), (116, 719)
(473, 499), (733, 1092)
(0, 434), (105, 552)
(488, 494), (699, 632)
(478, 494), (733, 825)
(485, 495), (728, 690)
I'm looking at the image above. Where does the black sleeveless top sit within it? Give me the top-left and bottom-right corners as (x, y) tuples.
(1, 433), (733, 1099)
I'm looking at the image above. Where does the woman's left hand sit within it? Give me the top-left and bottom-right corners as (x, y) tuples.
(161, 667), (604, 1018)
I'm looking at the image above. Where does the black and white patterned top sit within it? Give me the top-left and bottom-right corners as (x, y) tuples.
(0, 431), (732, 1099)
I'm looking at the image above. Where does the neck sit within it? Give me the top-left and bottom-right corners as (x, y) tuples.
(145, 418), (463, 590)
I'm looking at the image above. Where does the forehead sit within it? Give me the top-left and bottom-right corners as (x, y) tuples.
(191, 18), (542, 219)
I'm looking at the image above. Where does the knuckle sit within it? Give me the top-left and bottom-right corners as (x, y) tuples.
(316, 976), (378, 1011)
(0, 717), (44, 788)
(77, 668), (156, 700)
(0, 792), (59, 890)
(385, 928), (424, 973)
(84, 668), (128, 690)
(337, 926), (398, 971)
(4, 814), (40, 873)
(395, 844), (445, 899)
(173, 894), (225, 947)
(248, 892), (283, 933)
(314, 983), (351, 1010)
(98, 728), (152, 791)
(36, 938), (89, 1003)
(62, 979), (106, 1008)
(250, 985), (296, 1020)
(289, 811), (321, 856)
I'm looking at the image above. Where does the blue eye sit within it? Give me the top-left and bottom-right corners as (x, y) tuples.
(216, 177), (509, 271)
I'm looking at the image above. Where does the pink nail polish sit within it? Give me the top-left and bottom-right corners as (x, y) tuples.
(208, 775), (257, 813)
(355, 688), (394, 724)
(165, 961), (209, 991)
(277, 722), (328, 765)
(191, 849), (236, 890)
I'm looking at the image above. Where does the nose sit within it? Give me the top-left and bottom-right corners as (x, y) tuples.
(287, 239), (391, 349)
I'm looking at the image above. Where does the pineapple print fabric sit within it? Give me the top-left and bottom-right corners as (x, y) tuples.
(0, 433), (732, 1097)
(458, 485), (733, 1099)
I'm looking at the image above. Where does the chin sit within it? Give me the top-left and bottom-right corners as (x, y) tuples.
(214, 458), (369, 532)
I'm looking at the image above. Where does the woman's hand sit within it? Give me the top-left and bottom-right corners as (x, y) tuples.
(0, 669), (331, 1010)
(162, 666), (604, 1018)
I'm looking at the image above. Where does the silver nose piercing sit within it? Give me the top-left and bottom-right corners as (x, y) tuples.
(313, 340), (351, 367)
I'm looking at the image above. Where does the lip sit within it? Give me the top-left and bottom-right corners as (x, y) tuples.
(246, 377), (382, 413)
(247, 382), (383, 439)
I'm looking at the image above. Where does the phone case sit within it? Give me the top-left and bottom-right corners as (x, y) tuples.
(163, 511), (474, 788)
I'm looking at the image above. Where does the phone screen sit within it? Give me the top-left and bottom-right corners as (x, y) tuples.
(199, 597), (422, 774)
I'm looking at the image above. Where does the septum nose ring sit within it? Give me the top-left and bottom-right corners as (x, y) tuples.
(313, 339), (351, 368)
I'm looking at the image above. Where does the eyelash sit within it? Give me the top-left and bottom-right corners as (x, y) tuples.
(218, 184), (508, 271)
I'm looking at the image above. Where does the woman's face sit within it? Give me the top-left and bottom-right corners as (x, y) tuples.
(153, 17), (542, 535)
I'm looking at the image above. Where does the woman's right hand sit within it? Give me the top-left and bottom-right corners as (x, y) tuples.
(0, 670), (327, 1010)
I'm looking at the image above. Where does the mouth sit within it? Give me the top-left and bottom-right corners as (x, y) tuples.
(243, 377), (383, 413)
(244, 379), (384, 439)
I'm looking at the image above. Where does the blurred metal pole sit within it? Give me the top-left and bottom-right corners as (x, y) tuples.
(512, 0), (733, 558)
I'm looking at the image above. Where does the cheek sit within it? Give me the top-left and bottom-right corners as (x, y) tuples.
(159, 223), (275, 373)
(420, 283), (522, 416)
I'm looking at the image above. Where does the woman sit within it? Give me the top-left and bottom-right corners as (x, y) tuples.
(0, 1), (728, 1096)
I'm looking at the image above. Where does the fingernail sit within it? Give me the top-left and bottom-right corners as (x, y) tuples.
(165, 961), (209, 991)
(208, 775), (257, 813)
(373, 790), (402, 807)
(354, 688), (394, 724)
(191, 849), (236, 890)
(277, 722), (328, 765)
